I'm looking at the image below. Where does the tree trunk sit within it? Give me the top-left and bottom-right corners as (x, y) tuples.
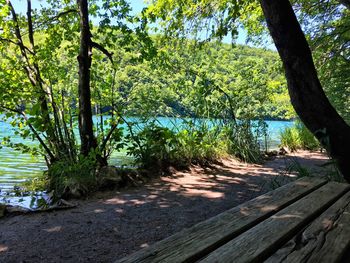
(259, 0), (350, 182)
(77, 0), (96, 156)
(339, 0), (350, 9)
(7, 0), (57, 163)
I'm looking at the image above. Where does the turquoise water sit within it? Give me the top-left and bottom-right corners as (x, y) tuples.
(0, 117), (293, 194)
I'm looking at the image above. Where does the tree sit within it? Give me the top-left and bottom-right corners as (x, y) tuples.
(76, 0), (97, 157)
(0, 0), (153, 196)
(259, 0), (350, 181)
(147, 0), (350, 181)
(0, 0), (147, 163)
(0, 0), (77, 164)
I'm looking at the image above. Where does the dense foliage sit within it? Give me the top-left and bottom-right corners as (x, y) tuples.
(1, 0), (348, 195)
(294, 0), (350, 123)
(146, 0), (350, 181)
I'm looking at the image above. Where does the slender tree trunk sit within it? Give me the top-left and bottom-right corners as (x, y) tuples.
(259, 0), (350, 182)
(77, 0), (96, 156)
(6, 0), (57, 162)
(27, 0), (59, 160)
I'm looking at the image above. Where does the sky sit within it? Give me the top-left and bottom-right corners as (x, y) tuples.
(11, 0), (274, 49)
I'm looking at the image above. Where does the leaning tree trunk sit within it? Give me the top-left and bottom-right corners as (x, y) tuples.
(339, 0), (350, 9)
(77, 0), (96, 156)
(260, 0), (350, 182)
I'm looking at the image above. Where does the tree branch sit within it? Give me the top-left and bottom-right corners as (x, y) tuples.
(91, 41), (114, 64)
(0, 104), (22, 114)
(0, 37), (34, 54)
(100, 122), (119, 153)
(0, 104), (55, 161)
(21, 112), (56, 162)
(27, 0), (35, 51)
(55, 9), (78, 19)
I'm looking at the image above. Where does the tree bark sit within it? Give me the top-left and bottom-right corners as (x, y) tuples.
(260, 0), (350, 182)
(338, 0), (350, 9)
(77, 0), (96, 156)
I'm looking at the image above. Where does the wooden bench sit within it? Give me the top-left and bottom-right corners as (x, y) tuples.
(117, 177), (350, 263)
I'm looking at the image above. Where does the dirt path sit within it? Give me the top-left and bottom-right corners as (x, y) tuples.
(0, 151), (331, 263)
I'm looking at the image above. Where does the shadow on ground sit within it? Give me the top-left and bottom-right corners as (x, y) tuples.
(0, 151), (330, 263)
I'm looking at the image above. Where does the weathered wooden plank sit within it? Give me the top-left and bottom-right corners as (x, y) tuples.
(306, 197), (350, 263)
(200, 182), (350, 263)
(265, 191), (350, 263)
(117, 177), (326, 263)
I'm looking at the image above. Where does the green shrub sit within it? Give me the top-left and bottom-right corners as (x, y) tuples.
(297, 123), (320, 150)
(176, 125), (226, 164)
(222, 121), (263, 163)
(22, 175), (49, 193)
(280, 126), (300, 152)
(47, 153), (98, 199)
(126, 122), (227, 170)
(126, 124), (179, 170)
(126, 120), (263, 171)
(280, 121), (319, 151)
(21, 153), (99, 201)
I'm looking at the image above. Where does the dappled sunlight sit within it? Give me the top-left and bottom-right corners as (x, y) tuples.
(183, 188), (225, 199)
(321, 218), (334, 229)
(104, 198), (127, 205)
(260, 205), (278, 212)
(239, 207), (253, 216)
(101, 156), (305, 210)
(128, 199), (147, 205)
(246, 183), (261, 191)
(159, 203), (171, 208)
(222, 166), (282, 177)
(0, 151), (332, 263)
(255, 195), (271, 201)
(94, 209), (105, 213)
(104, 197), (149, 206)
(156, 172), (245, 199)
(147, 194), (160, 199)
(140, 243), (149, 248)
(238, 204), (278, 216)
(0, 245), (8, 253)
(272, 213), (303, 219)
(114, 208), (124, 214)
(43, 226), (62, 233)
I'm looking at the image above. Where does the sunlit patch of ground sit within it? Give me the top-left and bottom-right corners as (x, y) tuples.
(0, 150), (331, 263)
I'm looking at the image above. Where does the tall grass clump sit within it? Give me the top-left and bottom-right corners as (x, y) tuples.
(222, 121), (263, 163)
(280, 120), (320, 151)
(125, 119), (264, 171)
(125, 121), (226, 171)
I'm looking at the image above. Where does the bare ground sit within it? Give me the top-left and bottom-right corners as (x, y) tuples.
(0, 151), (331, 263)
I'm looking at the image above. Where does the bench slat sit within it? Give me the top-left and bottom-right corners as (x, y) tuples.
(306, 195), (350, 263)
(117, 177), (326, 263)
(200, 181), (350, 263)
(265, 191), (350, 263)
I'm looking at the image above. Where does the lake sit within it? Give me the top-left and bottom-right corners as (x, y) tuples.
(0, 117), (293, 194)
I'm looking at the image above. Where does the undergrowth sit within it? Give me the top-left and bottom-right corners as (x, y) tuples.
(22, 119), (267, 200)
(125, 120), (264, 171)
(280, 121), (320, 151)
